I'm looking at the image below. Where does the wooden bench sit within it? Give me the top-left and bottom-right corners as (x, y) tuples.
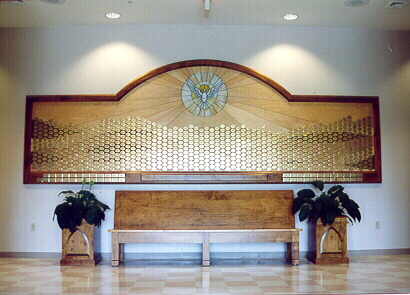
(109, 190), (302, 266)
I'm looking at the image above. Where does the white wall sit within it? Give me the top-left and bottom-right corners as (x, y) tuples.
(0, 25), (409, 256)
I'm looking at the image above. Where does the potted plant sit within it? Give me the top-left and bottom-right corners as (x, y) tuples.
(53, 179), (110, 266)
(293, 180), (361, 264)
(293, 180), (361, 226)
(53, 179), (110, 232)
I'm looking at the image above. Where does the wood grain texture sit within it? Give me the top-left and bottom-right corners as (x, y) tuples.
(114, 190), (295, 230)
(61, 220), (101, 266)
(307, 217), (349, 264)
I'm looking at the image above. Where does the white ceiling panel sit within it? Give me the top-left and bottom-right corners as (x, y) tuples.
(0, 0), (409, 30)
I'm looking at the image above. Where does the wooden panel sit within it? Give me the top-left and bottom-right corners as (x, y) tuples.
(114, 190), (295, 230)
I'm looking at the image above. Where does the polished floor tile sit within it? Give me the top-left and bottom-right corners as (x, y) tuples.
(0, 255), (409, 294)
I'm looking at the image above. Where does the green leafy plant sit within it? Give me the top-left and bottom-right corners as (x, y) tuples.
(53, 179), (110, 232)
(293, 180), (361, 226)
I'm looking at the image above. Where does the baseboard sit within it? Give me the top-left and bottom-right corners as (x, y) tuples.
(348, 248), (410, 256)
(1, 249), (409, 260)
(0, 252), (61, 259)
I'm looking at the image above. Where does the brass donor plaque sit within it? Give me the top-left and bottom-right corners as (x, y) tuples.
(141, 174), (268, 182)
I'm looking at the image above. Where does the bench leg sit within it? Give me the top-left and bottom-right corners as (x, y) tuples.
(119, 243), (125, 262)
(111, 232), (120, 267)
(287, 242), (300, 266)
(202, 232), (210, 266)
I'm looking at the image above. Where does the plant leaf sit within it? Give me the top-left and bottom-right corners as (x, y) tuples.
(299, 203), (312, 222)
(311, 211), (320, 224)
(328, 185), (344, 196)
(337, 191), (350, 207)
(348, 199), (360, 209)
(53, 203), (70, 230)
(84, 204), (105, 227)
(319, 193), (333, 206)
(354, 209), (362, 222)
(315, 198), (323, 215)
(297, 189), (316, 199)
(58, 190), (75, 197)
(93, 199), (110, 211)
(326, 211), (336, 226)
(347, 207), (361, 222)
(312, 180), (324, 191)
(292, 196), (304, 214)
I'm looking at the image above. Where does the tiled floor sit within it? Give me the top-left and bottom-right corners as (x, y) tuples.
(0, 255), (409, 294)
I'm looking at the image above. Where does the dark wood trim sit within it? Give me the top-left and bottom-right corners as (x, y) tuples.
(23, 99), (34, 184)
(371, 97), (382, 183)
(290, 95), (379, 103)
(26, 94), (117, 103)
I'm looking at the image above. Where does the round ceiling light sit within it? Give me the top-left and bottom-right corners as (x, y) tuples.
(283, 14), (299, 21)
(40, 0), (65, 4)
(105, 12), (121, 19)
(344, 0), (370, 7)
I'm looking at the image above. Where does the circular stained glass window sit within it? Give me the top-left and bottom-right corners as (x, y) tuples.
(182, 72), (228, 117)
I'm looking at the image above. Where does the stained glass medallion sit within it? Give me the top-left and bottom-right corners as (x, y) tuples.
(182, 72), (228, 117)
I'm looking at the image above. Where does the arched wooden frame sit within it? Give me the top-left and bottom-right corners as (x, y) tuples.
(24, 59), (381, 184)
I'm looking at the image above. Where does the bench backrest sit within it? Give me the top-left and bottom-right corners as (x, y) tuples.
(114, 190), (295, 230)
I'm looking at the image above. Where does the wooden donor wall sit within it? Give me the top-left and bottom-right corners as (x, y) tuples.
(24, 59), (381, 184)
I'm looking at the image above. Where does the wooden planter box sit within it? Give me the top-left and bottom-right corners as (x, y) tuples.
(61, 220), (102, 266)
(307, 216), (349, 264)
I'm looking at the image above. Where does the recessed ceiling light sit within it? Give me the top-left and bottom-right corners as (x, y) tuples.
(283, 14), (299, 21)
(40, 0), (65, 4)
(105, 12), (121, 19)
(344, 0), (370, 7)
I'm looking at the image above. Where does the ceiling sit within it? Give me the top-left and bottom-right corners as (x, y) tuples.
(0, 0), (409, 30)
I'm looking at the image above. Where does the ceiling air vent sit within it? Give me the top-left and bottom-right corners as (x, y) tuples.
(385, 1), (408, 8)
